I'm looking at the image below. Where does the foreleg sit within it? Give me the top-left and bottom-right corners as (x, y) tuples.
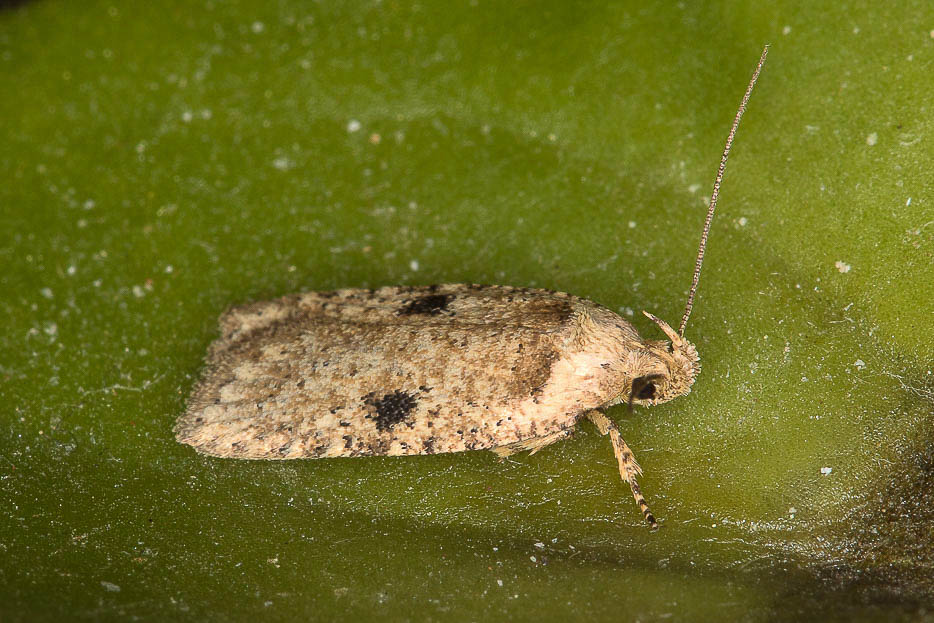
(586, 410), (658, 529)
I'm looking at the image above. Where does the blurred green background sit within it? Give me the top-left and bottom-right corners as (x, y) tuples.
(2, 0), (933, 620)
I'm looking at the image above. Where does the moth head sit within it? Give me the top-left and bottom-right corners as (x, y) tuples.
(626, 311), (700, 406)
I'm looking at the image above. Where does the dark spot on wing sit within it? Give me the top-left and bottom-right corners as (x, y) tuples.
(365, 390), (419, 431)
(397, 294), (452, 316)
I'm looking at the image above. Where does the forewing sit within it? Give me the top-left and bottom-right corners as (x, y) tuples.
(176, 285), (585, 458)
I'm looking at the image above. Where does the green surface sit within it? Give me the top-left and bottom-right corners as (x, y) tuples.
(2, 0), (934, 620)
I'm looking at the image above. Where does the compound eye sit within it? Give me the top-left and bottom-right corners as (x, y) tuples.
(630, 374), (665, 406)
(636, 382), (656, 400)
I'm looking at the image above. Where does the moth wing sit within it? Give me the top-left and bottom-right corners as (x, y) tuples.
(176, 285), (619, 459)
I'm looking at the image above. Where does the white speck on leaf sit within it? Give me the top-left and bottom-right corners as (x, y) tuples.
(347, 119), (361, 133)
(821, 467), (833, 475)
(272, 157), (293, 171)
(866, 132), (878, 146)
(835, 260), (851, 273)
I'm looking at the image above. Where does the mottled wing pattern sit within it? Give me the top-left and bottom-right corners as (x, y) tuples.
(176, 285), (617, 459)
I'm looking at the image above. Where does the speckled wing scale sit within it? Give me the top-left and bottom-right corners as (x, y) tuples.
(176, 46), (769, 528)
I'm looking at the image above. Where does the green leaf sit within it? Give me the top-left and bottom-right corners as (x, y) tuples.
(2, 0), (932, 620)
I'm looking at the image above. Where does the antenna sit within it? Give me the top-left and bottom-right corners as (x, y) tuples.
(678, 45), (769, 337)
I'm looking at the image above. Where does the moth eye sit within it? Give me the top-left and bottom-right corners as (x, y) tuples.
(629, 374), (665, 407)
(636, 383), (657, 400)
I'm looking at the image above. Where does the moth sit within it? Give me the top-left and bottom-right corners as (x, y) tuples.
(176, 47), (769, 528)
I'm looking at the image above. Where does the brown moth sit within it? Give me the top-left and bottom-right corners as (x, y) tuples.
(176, 47), (769, 528)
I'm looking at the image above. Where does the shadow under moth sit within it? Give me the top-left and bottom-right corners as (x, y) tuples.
(176, 47), (769, 529)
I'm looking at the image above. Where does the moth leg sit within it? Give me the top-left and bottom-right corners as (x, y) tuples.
(490, 428), (574, 459)
(585, 410), (658, 529)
